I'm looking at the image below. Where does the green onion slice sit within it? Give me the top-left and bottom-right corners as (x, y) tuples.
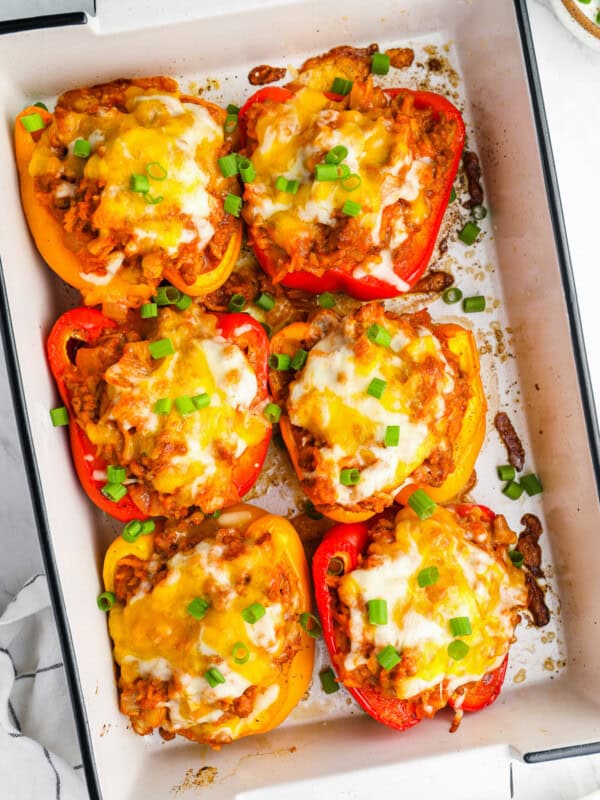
(449, 186), (457, 203)
(520, 473), (543, 496)
(509, 549), (524, 568)
(228, 293), (246, 312)
(153, 398), (172, 415)
(366, 323), (391, 348)
(238, 157), (256, 183)
(130, 173), (150, 193)
(268, 353), (291, 371)
(449, 616), (472, 636)
(367, 377), (386, 399)
(148, 338), (174, 359)
(73, 138), (91, 158)
(305, 500), (324, 521)
(264, 402), (281, 423)
(143, 193), (164, 205)
(97, 591), (115, 612)
(141, 520), (155, 535)
(448, 640), (470, 661)
(145, 161), (167, 181)
(497, 464), (516, 482)
(317, 292), (335, 309)
(256, 292), (275, 311)
(275, 175), (300, 194)
(232, 641), (250, 665)
(175, 293), (192, 311)
(205, 667), (226, 687)
(154, 285), (181, 306)
(101, 483), (127, 503)
(342, 199), (361, 217)
(371, 52), (391, 75)
(384, 425), (400, 447)
(408, 488), (437, 520)
(20, 112), (45, 133)
(340, 173), (362, 192)
(319, 667), (340, 694)
(459, 221), (481, 245)
(210, 510), (222, 519)
(340, 468), (360, 486)
(175, 395), (196, 415)
(299, 611), (322, 638)
(140, 302), (158, 319)
(107, 464), (126, 484)
(218, 154), (239, 178)
(327, 556), (345, 575)
(442, 287), (462, 305)
(33, 101), (48, 111)
(224, 193), (243, 217)
(187, 597), (210, 620)
(242, 603), (266, 624)
(226, 103), (240, 116)
(472, 204), (487, 220)
(417, 566), (439, 587)
(324, 145), (349, 165)
(503, 480), (524, 501)
(224, 114), (238, 134)
(463, 295), (486, 313)
(377, 645), (401, 671)
(50, 406), (69, 427)
(261, 322), (272, 338)
(330, 77), (353, 96)
(337, 163), (351, 179)
(367, 598), (388, 625)
(315, 163), (339, 181)
(192, 393), (210, 410)
(291, 349), (308, 370)
(122, 520), (143, 543)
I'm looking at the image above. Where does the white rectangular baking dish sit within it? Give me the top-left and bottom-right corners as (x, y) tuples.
(1, 1), (599, 798)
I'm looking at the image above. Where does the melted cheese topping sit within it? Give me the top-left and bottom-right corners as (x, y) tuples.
(287, 311), (457, 505)
(244, 86), (432, 285)
(86, 307), (268, 511)
(110, 520), (300, 735)
(29, 89), (223, 270)
(337, 509), (527, 699)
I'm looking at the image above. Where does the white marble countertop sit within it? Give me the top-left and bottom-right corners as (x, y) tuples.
(0, 0), (599, 797)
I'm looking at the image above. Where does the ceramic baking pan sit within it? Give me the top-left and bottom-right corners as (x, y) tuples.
(0, 1), (599, 797)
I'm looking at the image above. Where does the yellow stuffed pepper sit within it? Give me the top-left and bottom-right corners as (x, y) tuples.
(99, 504), (315, 747)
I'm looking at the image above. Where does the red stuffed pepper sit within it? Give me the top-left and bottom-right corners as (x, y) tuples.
(313, 501), (529, 731)
(47, 301), (272, 521)
(239, 46), (464, 300)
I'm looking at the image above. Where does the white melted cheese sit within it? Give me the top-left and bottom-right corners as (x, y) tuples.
(245, 604), (283, 653)
(169, 542), (234, 603)
(353, 249), (410, 292)
(81, 252), (124, 286)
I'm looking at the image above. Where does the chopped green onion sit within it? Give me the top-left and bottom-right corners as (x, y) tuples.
(340, 173), (362, 192)
(366, 323), (391, 348)
(226, 103), (240, 116)
(448, 640), (470, 661)
(449, 186), (457, 203)
(187, 597), (210, 620)
(145, 161), (167, 181)
(317, 292), (335, 309)
(175, 293), (192, 311)
(417, 566), (439, 587)
(509, 549), (524, 568)
(141, 520), (155, 535)
(228, 293), (246, 312)
(340, 468), (360, 486)
(299, 611), (322, 638)
(503, 480), (524, 500)
(210, 510), (221, 519)
(143, 193), (163, 205)
(324, 145), (349, 165)
(218, 154), (239, 178)
(315, 163), (339, 181)
(342, 200), (361, 217)
(291, 349), (308, 370)
(442, 287), (462, 305)
(377, 645), (401, 671)
(101, 483), (127, 503)
(261, 322), (272, 337)
(175, 395), (195, 415)
(107, 464), (126, 484)
(232, 641), (250, 665)
(268, 353), (291, 370)
(330, 77), (353, 96)
(384, 425), (400, 447)
(367, 377), (386, 399)
(130, 173), (150, 193)
(238, 157), (256, 183)
(275, 175), (300, 194)
(205, 667), (226, 687)
(463, 295), (486, 313)
(371, 52), (391, 75)
(319, 668), (340, 694)
(33, 101), (48, 111)
(20, 112), (45, 133)
(242, 603), (266, 624)
(337, 164), (351, 179)
(520, 473), (543, 496)
(367, 599), (388, 625)
(154, 285), (181, 306)
(192, 393), (210, 410)
(472, 204), (487, 220)
(122, 520), (142, 543)
(449, 616), (472, 636)
(597, 9), (600, 23)
(224, 193), (243, 217)
(148, 338), (174, 359)
(459, 221), (481, 245)
(140, 302), (158, 319)
(224, 114), (238, 134)
(305, 500), (324, 521)
(153, 398), (172, 415)
(73, 138), (91, 158)
(497, 464), (516, 481)
(50, 406), (69, 427)
(408, 489), (436, 520)
(256, 292), (275, 311)
(97, 591), (115, 612)
(264, 402), (281, 423)
(327, 556), (345, 575)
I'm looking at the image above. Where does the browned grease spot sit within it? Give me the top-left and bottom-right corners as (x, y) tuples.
(171, 766), (218, 795)
(248, 64), (287, 85)
(385, 47), (414, 69)
(544, 657), (555, 672)
(513, 668), (527, 684)
(99, 723), (110, 737)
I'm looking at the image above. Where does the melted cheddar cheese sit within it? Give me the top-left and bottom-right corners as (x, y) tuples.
(243, 85), (437, 288)
(286, 307), (463, 509)
(85, 307), (269, 514)
(109, 509), (305, 744)
(336, 507), (527, 702)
